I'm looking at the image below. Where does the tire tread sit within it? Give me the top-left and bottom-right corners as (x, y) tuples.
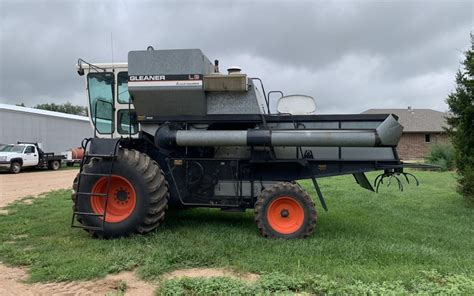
(71, 148), (169, 238)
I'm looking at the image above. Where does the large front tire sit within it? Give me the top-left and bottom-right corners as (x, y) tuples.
(255, 182), (317, 239)
(72, 149), (169, 238)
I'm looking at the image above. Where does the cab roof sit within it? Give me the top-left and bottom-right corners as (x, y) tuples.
(76, 62), (128, 70)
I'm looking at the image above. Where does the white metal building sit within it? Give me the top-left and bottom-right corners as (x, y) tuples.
(0, 103), (93, 154)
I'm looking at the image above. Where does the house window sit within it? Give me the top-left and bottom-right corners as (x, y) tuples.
(425, 134), (431, 143)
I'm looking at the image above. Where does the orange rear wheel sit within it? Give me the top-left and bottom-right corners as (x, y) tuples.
(255, 182), (317, 238)
(267, 196), (305, 234)
(90, 175), (137, 223)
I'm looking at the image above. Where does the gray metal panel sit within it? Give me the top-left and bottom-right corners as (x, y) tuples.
(0, 109), (93, 154)
(207, 80), (262, 114)
(341, 147), (395, 160)
(214, 180), (276, 197)
(128, 49), (213, 75)
(275, 146), (395, 160)
(132, 89), (207, 116)
(274, 146), (339, 159)
(204, 74), (248, 92)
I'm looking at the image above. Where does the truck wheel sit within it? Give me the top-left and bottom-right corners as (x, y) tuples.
(254, 182), (317, 239)
(73, 149), (169, 238)
(10, 162), (21, 174)
(48, 160), (61, 170)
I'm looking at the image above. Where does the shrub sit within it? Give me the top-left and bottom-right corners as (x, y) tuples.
(426, 144), (455, 171)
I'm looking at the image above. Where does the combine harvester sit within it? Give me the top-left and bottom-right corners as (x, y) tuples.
(72, 48), (422, 239)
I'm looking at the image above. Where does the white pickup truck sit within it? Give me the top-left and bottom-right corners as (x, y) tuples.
(0, 143), (65, 174)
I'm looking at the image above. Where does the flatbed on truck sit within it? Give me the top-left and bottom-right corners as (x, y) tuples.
(0, 142), (65, 174)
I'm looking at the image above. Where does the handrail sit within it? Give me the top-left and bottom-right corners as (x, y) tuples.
(249, 78), (269, 113)
(267, 91), (284, 114)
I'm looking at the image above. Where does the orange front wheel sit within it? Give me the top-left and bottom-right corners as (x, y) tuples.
(90, 175), (137, 223)
(72, 148), (169, 239)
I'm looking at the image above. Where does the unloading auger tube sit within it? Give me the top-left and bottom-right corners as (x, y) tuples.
(155, 115), (403, 148)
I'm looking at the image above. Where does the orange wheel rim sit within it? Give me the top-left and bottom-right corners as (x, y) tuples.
(90, 175), (137, 223)
(267, 196), (305, 234)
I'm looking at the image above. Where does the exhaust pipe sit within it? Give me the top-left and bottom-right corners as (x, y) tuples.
(156, 115), (403, 148)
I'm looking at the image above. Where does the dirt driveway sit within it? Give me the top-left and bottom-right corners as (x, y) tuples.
(0, 169), (78, 208)
(0, 169), (256, 295)
(0, 168), (158, 295)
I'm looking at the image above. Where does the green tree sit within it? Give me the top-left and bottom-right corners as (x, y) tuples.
(34, 102), (88, 116)
(446, 34), (474, 202)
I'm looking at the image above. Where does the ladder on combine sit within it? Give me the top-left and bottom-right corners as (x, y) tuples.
(71, 138), (121, 232)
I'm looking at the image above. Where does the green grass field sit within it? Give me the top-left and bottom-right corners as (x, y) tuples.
(0, 170), (472, 294)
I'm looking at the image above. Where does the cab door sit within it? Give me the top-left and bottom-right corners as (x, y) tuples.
(87, 72), (115, 136)
(23, 145), (39, 166)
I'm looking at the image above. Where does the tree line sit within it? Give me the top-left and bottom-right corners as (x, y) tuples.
(15, 102), (88, 116)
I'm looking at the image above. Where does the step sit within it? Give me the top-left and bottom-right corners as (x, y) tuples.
(71, 224), (104, 231)
(80, 172), (113, 177)
(73, 211), (105, 217)
(84, 154), (116, 159)
(76, 192), (109, 197)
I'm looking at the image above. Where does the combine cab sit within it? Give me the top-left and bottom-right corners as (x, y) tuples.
(72, 48), (421, 239)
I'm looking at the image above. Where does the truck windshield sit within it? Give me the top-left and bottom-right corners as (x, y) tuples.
(2, 145), (24, 153)
(88, 72), (114, 134)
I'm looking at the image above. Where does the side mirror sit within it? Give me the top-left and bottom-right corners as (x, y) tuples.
(277, 95), (316, 115)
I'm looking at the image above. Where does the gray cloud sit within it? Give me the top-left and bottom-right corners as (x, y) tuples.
(0, 0), (472, 113)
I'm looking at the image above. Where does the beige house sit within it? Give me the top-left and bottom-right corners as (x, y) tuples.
(362, 107), (450, 160)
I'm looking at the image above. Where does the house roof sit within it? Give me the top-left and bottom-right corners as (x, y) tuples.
(0, 103), (89, 122)
(362, 108), (448, 132)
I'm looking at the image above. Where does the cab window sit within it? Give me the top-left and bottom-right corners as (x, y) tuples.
(117, 72), (131, 104)
(117, 109), (138, 134)
(87, 72), (114, 134)
(25, 146), (35, 153)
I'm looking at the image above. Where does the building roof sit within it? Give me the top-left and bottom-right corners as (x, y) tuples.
(362, 108), (448, 133)
(0, 103), (89, 122)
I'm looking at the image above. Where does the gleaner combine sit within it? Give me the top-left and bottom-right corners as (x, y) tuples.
(73, 48), (422, 239)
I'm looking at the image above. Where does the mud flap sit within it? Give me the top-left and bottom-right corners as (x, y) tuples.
(353, 172), (375, 192)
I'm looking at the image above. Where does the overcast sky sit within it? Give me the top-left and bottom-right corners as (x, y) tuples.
(0, 0), (472, 113)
